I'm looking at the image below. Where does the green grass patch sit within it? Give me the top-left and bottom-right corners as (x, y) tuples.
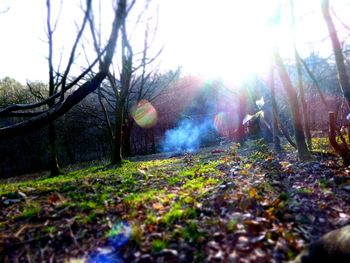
(151, 239), (167, 252)
(17, 204), (40, 219)
(181, 221), (205, 243)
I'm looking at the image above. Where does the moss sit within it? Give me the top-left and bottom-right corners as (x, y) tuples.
(44, 226), (57, 234)
(296, 188), (313, 196)
(76, 201), (99, 211)
(319, 178), (331, 189)
(151, 239), (167, 252)
(163, 203), (183, 225)
(227, 219), (238, 232)
(130, 223), (143, 245)
(82, 211), (98, 224)
(181, 221), (205, 243)
(145, 212), (158, 225)
(18, 205), (40, 219)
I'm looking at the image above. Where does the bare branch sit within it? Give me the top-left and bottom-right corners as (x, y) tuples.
(60, 0), (92, 101)
(0, 0), (127, 140)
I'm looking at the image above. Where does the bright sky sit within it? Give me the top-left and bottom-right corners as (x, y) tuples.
(0, 0), (350, 84)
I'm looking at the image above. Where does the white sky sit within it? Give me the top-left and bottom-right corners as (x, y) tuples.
(0, 0), (350, 84)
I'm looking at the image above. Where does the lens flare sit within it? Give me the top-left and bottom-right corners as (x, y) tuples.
(131, 99), (158, 128)
(107, 221), (131, 248)
(87, 247), (122, 263)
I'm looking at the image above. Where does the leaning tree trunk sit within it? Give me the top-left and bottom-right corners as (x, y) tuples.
(322, 0), (350, 108)
(322, 0), (350, 163)
(273, 49), (310, 160)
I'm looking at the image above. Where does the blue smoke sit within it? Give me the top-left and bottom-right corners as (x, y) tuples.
(162, 119), (213, 153)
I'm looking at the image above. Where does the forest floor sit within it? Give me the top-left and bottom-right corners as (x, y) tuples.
(1, 139), (350, 262)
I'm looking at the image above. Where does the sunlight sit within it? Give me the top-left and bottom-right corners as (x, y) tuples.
(159, 0), (284, 84)
(161, 0), (306, 83)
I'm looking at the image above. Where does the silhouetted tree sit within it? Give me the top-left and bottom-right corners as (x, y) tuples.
(0, 0), (129, 145)
(273, 49), (310, 160)
(322, 0), (350, 165)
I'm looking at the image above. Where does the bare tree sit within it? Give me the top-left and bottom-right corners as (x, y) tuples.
(321, 0), (350, 165)
(273, 49), (310, 160)
(89, 3), (176, 163)
(269, 67), (282, 152)
(0, 0), (129, 149)
(322, 0), (350, 107)
(290, 0), (312, 150)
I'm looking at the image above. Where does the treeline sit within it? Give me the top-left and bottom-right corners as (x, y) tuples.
(0, 70), (180, 176)
(2, 0), (350, 176)
(0, 47), (348, 177)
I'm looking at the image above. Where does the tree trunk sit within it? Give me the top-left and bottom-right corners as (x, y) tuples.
(0, 0), (126, 140)
(273, 49), (310, 160)
(295, 53), (312, 150)
(329, 112), (350, 165)
(237, 90), (247, 143)
(269, 68), (282, 152)
(322, 0), (350, 165)
(290, 0), (312, 150)
(322, 0), (350, 108)
(48, 122), (60, 176)
(122, 118), (134, 157)
(110, 22), (133, 165)
(111, 102), (125, 164)
(151, 128), (156, 154)
(64, 136), (75, 164)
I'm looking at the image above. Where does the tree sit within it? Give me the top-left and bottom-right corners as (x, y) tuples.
(89, 3), (175, 163)
(290, 0), (312, 150)
(273, 49), (310, 160)
(321, 0), (350, 165)
(111, 22), (133, 164)
(0, 0), (129, 145)
(321, 0), (350, 108)
(269, 68), (282, 152)
(88, 3), (134, 164)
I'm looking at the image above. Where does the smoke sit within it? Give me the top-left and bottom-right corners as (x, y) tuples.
(161, 119), (214, 153)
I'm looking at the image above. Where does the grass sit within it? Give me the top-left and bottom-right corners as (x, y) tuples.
(3, 141), (337, 261)
(151, 239), (167, 252)
(0, 150), (230, 261)
(181, 221), (205, 243)
(17, 204), (40, 219)
(226, 219), (238, 232)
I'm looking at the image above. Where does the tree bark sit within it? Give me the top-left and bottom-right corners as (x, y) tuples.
(122, 118), (134, 157)
(290, 0), (312, 150)
(295, 52), (312, 150)
(237, 90), (247, 143)
(321, 0), (350, 108)
(269, 68), (282, 152)
(273, 49), (310, 160)
(48, 122), (60, 176)
(111, 22), (133, 165)
(328, 112), (350, 165)
(111, 101), (125, 164)
(0, 0), (126, 141)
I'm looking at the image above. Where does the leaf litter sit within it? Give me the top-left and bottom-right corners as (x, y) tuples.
(1, 140), (350, 262)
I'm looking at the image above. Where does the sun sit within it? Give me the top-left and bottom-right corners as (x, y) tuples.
(159, 0), (289, 84)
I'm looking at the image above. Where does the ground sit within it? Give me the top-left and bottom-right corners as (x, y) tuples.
(1, 139), (350, 262)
